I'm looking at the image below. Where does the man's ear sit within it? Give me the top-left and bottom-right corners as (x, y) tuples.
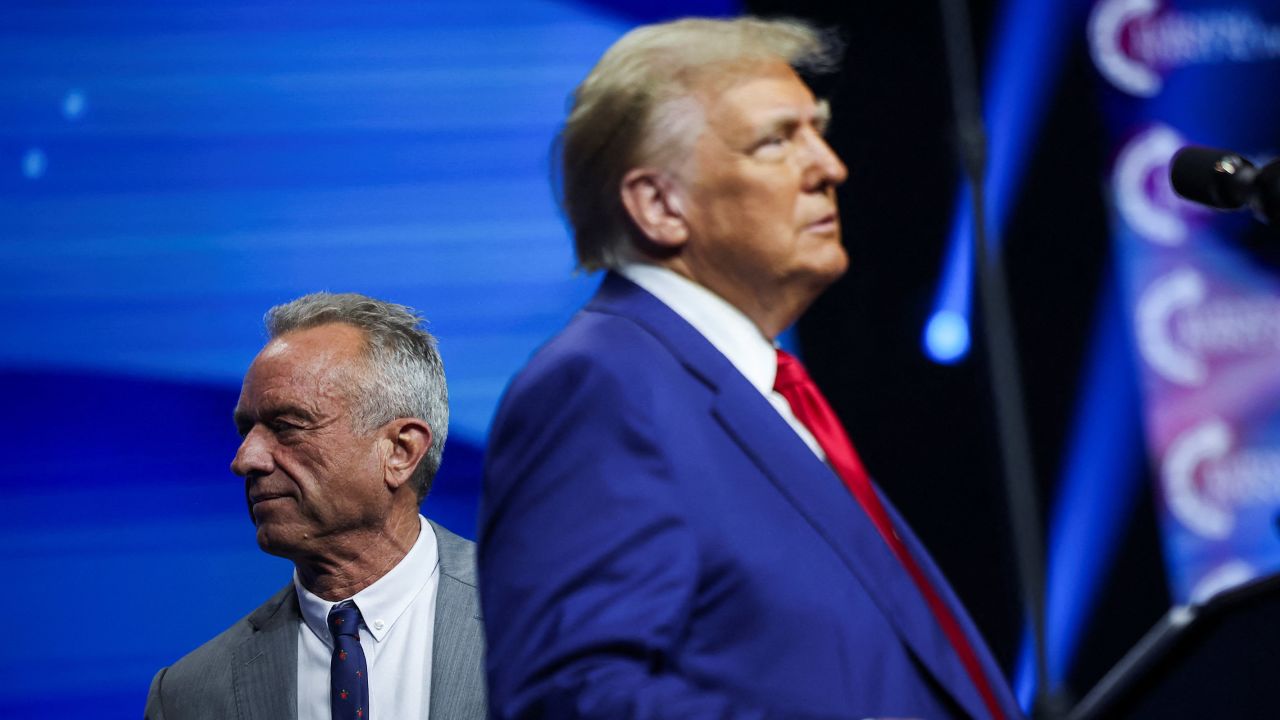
(380, 418), (432, 492)
(620, 168), (689, 250)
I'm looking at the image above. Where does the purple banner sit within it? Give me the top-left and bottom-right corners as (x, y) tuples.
(1090, 0), (1280, 603)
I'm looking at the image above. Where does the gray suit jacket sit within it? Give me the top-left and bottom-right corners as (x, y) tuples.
(145, 520), (486, 720)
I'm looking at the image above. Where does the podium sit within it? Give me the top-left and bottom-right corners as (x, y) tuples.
(1068, 572), (1280, 719)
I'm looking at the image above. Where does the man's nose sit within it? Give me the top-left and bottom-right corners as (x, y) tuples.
(231, 427), (274, 478)
(801, 132), (848, 189)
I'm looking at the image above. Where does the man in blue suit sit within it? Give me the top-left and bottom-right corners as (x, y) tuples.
(480, 16), (1023, 720)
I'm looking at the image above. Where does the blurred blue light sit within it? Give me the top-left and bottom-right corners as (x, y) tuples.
(1013, 274), (1145, 706)
(21, 148), (46, 179)
(923, 309), (970, 364)
(919, 0), (1110, 710)
(63, 89), (87, 120)
(924, 0), (1093, 366)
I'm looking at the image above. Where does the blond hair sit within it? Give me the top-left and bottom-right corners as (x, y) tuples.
(556, 16), (841, 271)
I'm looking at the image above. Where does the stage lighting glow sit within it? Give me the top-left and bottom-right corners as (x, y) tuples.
(63, 90), (87, 120)
(1014, 277), (1145, 707)
(922, 0), (1107, 710)
(924, 0), (1090, 366)
(924, 310), (970, 364)
(22, 148), (46, 179)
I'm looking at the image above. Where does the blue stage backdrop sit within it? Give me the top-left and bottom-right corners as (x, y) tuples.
(0, 1), (733, 716)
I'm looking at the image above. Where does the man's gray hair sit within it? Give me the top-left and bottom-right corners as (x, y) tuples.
(265, 292), (449, 499)
(556, 16), (841, 271)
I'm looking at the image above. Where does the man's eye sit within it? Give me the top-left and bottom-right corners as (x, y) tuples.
(753, 135), (788, 155)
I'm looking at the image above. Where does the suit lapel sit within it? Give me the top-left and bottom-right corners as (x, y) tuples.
(428, 521), (486, 720)
(225, 527), (484, 720)
(713, 390), (991, 719)
(232, 585), (300, 720)
(882, 495), (1024, 719)
(591, 272), (995, 720)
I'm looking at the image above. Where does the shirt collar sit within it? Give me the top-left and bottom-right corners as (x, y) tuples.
(294, 515), (440, 645)
(618, 263), (779, 395)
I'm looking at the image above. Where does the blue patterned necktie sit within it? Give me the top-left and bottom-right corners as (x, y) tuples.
(327, 601), (370, 720)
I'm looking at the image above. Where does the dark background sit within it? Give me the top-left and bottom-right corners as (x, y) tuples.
(747, 0), (1175, 708)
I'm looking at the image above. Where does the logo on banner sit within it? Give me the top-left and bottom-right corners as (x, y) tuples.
(1136, 267), (1280, 386)
(1163, 419), (1280, 538)
(1163, 419), (1234, 538)
(1089, 0), (1280, 97)
(1113, 124), (1192, 245)
(1137, 268), (1207, 385)
(1089, 0), (1164, 96)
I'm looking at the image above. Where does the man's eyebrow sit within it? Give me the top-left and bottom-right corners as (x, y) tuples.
(814, 99), (832, 132)
(269, 403), (316, 419)
(755, 101), (833, 137)
(232, 403), (318, 429)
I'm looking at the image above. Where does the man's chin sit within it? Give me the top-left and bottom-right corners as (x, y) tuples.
(805, 249), (849, 292)
(255, 525), (306, 560)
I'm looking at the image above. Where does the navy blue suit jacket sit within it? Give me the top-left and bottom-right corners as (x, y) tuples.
(480, 273), (1023, 720)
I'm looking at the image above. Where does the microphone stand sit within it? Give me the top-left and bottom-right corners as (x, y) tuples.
(934, 1), (1061, 717)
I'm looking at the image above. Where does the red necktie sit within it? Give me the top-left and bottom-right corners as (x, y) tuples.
(773, 349), (1005, 720)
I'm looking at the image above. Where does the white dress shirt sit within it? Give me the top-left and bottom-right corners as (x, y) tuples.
(294, 514), (440, 720)
(619, 263), (826, 460)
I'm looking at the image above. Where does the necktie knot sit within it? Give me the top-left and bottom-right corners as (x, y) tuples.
(328, 601), (363, 641)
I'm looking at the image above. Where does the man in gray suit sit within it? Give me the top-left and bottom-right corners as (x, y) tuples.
(146, 292), (486, 720)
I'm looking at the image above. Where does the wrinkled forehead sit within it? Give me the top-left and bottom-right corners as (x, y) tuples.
(240, 325), (367, 406)
(692, 62), (825, 133)
(649, 60), (815, 144)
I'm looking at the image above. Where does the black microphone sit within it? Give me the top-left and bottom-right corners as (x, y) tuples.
(1171, 146), (1280, 225)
